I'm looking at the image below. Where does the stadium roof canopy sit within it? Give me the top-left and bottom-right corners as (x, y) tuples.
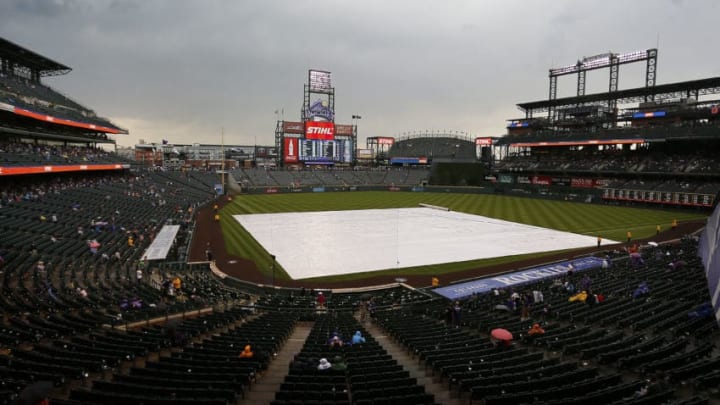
(0, 37), (71, 77)
(518, 77), (720, 114)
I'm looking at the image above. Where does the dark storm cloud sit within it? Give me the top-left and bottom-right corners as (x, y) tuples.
(0, 0), (717, 147)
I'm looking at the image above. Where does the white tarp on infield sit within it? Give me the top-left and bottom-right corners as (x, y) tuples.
(233, 207), (615, 280)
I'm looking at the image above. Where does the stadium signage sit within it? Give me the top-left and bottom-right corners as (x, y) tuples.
(632, 111), (666, 118)
(357, 149), (374, 159)
(283, 138), (299, 163)
(13, 107), (124, 134)
(377, 137), (395, 145)
(309, 69), (332, 92)
(603, 188), (714, 208)
(335, 124), (354, 136)
(305, 121), (335, 140)
(282, 121), (305, 134)
(531, 175), (551, 186)
(475, 137), (493, 146)
(510, 139), (644, 148)
(434, 257), (605, 300)
(265, 187), (279, 194)
(304, 99), (334, 121)
(498, 174), (514, 184)
(0, 164), (129, 176)
(571, 178), (595, 188)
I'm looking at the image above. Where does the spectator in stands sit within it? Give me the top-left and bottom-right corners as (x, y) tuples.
(351, 331), (366, 345)
(444, 303), (454, 326)
(205, 245), (213, 262)
(136, 268), (143, 283)
(520, 293), (532, 321)
(580, 275), (592, 291)
(239, 345), (254, 358)
(328, 331), (343, 347)
(528, 323), (545, 336)
(633, 282), (650, 299)
(532, 289), (544, 303)
(452, 301), (462, 327)
(569, 290), (588, 303)
(331, 355), (347, 371)
(317, 291), (326, 309)
(566, 262), (575, 277)
(172, 277), (182, 292)
(317, 358), (332, 371)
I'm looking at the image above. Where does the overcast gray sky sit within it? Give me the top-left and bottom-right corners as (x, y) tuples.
(1, 0), (719, 148)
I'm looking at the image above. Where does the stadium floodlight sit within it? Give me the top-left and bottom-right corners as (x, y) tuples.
(550, 49), (651, 76)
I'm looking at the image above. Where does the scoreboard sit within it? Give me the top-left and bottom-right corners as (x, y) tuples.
(298, 139), (353, 164)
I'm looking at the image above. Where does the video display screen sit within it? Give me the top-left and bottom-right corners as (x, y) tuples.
(298, 139), (353, 163)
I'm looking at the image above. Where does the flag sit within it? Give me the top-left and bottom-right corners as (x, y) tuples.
(162, 139), (168, 145)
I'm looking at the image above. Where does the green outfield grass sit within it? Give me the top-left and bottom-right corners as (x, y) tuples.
(218, 192), (707, 282)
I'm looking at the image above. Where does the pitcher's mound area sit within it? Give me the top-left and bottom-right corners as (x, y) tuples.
(233, 207), (614, 280)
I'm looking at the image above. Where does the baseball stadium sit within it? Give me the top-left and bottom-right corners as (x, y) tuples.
(1, 36), (719, 405)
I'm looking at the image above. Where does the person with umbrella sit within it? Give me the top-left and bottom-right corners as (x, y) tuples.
(490, 328), (513, 350)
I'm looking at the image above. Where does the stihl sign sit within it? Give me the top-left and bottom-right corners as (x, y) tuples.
(305, 121), (335, 140)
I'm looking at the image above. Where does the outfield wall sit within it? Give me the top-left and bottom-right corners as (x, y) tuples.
(240, 184), (711, 212)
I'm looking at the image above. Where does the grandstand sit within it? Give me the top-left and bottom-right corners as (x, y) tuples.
(0, 38), (126, 144)
(388, 132), (477, 164)
(484, 49), (720, 208)
(230, 166), (431, 190)
(0, 37), (719, 405)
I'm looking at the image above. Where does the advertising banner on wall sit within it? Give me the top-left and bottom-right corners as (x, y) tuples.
(335, 124), (354, 136)
(284, 138), (299, 163)
(602, 189), (714, 207)
(498, 174), (514, 184)
(282, 121), (305, 134)
(305, 121), (335, 140)
(357, 149), (374, 159)
(531, 175), (552, 185)
(571, 178), (595, 188)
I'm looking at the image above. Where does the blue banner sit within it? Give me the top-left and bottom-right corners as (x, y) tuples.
(698, 203), (720, 325)
(434, 256), (605, 300)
